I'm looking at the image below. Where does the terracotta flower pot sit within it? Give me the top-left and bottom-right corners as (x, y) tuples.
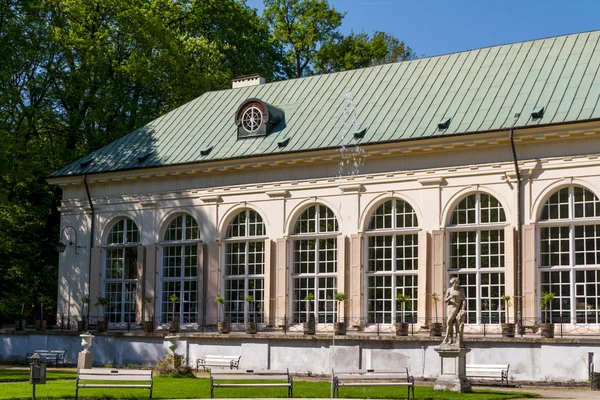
(143, 320), (155, 333)
(540, 323), (554, 338)
(303, 321), (315, 335)
(429, 322), (442, 337)
(334, 322), (346, 335)
(501, 323), (515, 338)
(169, 320), (180, 333)
(77, 319), (88, 332)
(245, 321), (257, 334)
(218, 321), (230, 334)
(395, 322), (409, 336)
(97, 320), (108, 332)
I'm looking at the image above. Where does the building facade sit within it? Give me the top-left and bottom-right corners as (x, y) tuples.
(48, 30), (600, 334)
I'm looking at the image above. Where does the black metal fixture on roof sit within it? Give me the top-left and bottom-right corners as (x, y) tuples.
(56, 225), (83, 254)
(137, 153), (151, 163)
(200, 147), (213, 156)
(235, 98), (284, 139)
(353, 129), (366, 140)
(437, 119), (451, 130)
(278, 138), (290, 148)
(80, 157), (94, 168)
(531, 107), (544, 119)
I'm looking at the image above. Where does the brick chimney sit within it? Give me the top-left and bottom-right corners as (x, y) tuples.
(232, 74), (265, 89)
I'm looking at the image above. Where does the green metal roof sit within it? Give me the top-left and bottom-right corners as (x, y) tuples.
(50, 30), (600, 178)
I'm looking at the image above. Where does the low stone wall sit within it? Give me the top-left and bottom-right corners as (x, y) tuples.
(1, 331), (598, 383)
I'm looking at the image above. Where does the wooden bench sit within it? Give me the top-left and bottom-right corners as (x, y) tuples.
(210, 369), (293, 398)
(332, 368), (414, 399)
(26, 350), (66, 366)
(197, 354), (241, 371)
(466, 364), (510, 387)
(75, 368), (153, 400)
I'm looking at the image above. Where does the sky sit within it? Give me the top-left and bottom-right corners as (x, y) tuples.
(245, 0), (600, 58)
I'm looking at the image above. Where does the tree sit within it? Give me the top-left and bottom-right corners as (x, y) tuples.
(315, 30), (414, 74)
(0, 0), (282, 324)
(264, 0), (345, 78)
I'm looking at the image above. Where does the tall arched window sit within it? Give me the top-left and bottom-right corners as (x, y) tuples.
(539, 186), (600, 324)
(161, 214), (199, 325)
(366, 199), (419, 324)
(447, 193), (507, 324)
(291, 204), (339, 323)
(104, 218), (140, 325)
(223, 209), (266, 324)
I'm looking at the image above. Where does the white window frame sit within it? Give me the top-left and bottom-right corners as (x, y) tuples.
(364, 199), (419, 325)
(537, 185), (600, 325)
(290, 205), (339, 325)
(102, 218), (140, 326)
(447, 192), (507, 325)
(159, 214), (200, 326)
(222, 209), (267, 325)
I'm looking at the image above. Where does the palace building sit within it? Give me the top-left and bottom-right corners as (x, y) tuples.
(48, 29), (600, 336)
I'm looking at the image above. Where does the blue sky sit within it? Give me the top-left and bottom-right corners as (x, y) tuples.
(246, 0), (600, 57)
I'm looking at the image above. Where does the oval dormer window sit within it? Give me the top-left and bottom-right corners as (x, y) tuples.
(242, 106), (263, 133)
(235, 98), (284, 139)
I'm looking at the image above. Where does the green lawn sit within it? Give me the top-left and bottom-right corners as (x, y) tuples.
(0, 370), (538, 399)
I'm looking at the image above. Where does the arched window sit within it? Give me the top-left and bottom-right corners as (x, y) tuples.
(366, 199), (419, 324)
(160, 214), (199, 325)
(223, 209), (266, 324)
(447, 193), (507, 324)
(291, 204), (339, 324)
(539, 186), (600, 324)
(104, 218), (140, 325)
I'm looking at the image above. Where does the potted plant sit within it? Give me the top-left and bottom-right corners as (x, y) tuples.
(35, 295), (47, 331)
(501, 294), (515, 338)
(215, 296), (230, 334)
(169, 294), (180, 333)
(78, 296), (90, 331)
(540, 291), (555, 338)
(334, 292), (347, 335)
(245, 295), (257, 334)
(395, 292), (411, 336)
(14, 302), (26, 331)
(303, 293), (315, 335)
(79, 331), (95, 353)
(143, 296), (154, 333)
(95, 297), (109, 332)
(429, 292), (442, 337)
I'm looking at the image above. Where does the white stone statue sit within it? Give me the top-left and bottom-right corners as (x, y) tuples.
(441, 277), (466, 347)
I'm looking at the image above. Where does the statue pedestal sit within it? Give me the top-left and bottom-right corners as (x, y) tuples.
(434, 346), (471, 393)
(77, 351), (92, 369)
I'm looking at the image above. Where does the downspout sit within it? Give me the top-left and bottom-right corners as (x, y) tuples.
(83, 175), (95, 321)
(509, 129), (523, 335)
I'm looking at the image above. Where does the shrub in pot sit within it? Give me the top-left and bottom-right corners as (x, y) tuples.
(95, 297), (109, 332)
(143, 296), (155, 333)
(303, 293), (315, 335)
(334, 292), (347, 335)
(215, 296), (230, 334)
(245, 295), (257, 334)
(501, 294), (515, 338)
(35, 295), (47, 331)
(169, 294), (180, 333)
(78, 296), (90, 331)
(395, 292), (411, 336)
(429, 292), (442, 337)
(540, 292), (555, 338)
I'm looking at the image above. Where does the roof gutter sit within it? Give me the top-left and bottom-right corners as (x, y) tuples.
(83, 174), (95, 321)
(509, 128), (523, 335)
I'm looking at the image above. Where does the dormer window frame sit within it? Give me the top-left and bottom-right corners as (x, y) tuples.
(235, 98), (284, 139)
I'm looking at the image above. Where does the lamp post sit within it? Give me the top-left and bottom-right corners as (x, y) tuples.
(56, 225), (83, 254)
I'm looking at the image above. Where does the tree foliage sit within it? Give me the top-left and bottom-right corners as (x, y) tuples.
(315, 31), (414, 74)
(264, 0), (345, 78)
(0, 0), (413, 324)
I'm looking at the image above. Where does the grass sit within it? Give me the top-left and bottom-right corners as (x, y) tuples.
(0, 370), (538, 399)
(0, 368), (76, 382)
